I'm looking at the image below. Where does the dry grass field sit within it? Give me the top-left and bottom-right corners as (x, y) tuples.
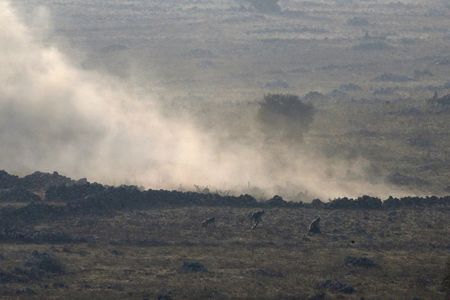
(1, 205), (449, 299)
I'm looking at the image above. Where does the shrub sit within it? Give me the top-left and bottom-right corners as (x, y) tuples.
(24, 251), (66, 276)
(345, 256), (377, 268)
(181, 261), (207, 273)
(258, 94), (315, 144)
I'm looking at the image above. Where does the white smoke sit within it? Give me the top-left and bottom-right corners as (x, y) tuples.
(0, 1), (407, 200)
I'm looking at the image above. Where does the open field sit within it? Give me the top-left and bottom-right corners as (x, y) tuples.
(1, 204), (449, 299)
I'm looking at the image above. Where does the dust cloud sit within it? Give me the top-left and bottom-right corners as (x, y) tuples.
(0, 1), (405, 200)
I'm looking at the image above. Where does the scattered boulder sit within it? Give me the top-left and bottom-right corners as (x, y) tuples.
(181, 261), (207, 273)
(308, 217), (321, 234)
(345, 256), (377, 268)
(316, 279), (355, 294)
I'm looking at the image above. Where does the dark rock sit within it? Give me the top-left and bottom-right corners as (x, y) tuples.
(181, 261), (207, 273)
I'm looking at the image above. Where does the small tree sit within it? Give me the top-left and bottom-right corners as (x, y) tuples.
(257, 94), (315, 144)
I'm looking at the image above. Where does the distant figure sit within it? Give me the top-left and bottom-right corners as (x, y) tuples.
(201, 217), (216, 228)
(308, 217), (321, 234)
(249, 210), (265, 229)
